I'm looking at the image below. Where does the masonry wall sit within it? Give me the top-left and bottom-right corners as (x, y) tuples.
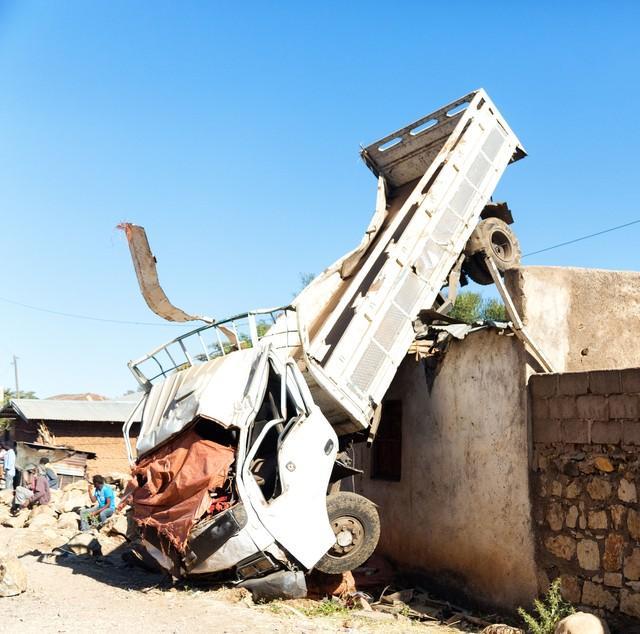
(357, 330), (538, 611)
(530, 368), (640, 628)
(13, 419), (138, 475)
(506, 266), (640, 373)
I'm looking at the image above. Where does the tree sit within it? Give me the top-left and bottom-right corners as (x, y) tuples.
(448, 291), (507, 323)
(1, 389), (37, 431)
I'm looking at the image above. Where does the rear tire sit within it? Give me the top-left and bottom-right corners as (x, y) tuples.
(315, 492), (380, 574)
(463, 218), (521, 285)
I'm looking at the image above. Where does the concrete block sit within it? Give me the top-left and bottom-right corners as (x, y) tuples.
(531, 398), (549, 423)
(562, 420), (590, 444)
(530, 374), (558, 399)
(591, 420), (622, 444)
(558, 372), (589, 395)
(576, 395), (608, 420)
(589, 370), (622, 395)
(621, 368), (640, 394)
(609, 394), (640, 419)
(623, 422), (640, 445)
(549, 396), (577, 420)
(533, 417), (561, 443)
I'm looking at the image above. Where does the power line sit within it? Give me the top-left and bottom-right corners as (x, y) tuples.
(522, 218), (640, 258)
(1, 217), (638, 326)
(0, 295), (185, 327)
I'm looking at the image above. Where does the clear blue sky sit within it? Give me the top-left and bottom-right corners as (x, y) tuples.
(1, 2), (639, 398)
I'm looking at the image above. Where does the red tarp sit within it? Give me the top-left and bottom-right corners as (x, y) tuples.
(131, 428), (235, 552)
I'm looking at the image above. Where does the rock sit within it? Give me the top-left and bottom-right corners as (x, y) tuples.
(587, 477), (612, 500)
(547, 502), (565, 531)
(610, 505), (626, 530)
(61, 489), (90, 513)
(481, 626), (524, 634)
(27, 513), (58, 530)
(61, 530), (102, 556)
(577, 539), (600, 571)
(559, 575), (582, 604)
(0, 506), (11, 523)
(37, 528), (70, 551)
(618, 478), (637, 503)
(63, 480), (89, 492)
(603, 572), (622, 588)
(565, 481), (581, 498)
(28, 504), (57, 521)
(603, 534), (624, 572)
(581, 581), (617, 610)
(0, 555), (27, 597)
(545, 535), (576, 560)
(550, 480), (563, 496)
(2, 509), (29, 529)
(594, 457), (614, 473)
(555, 612), (610, 634)
(620, 589), (640, 618)
(566, 506), (579, 529)
(624, 548), (640, 581)
(102, 513), (128, 539)
(0, 490), (14, 506)
(587, 510), (608, 530)
(57, 512), (80, 531)
(628, 508), (640, 540)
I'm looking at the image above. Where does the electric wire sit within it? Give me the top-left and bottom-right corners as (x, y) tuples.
(522, 218), (640, 258)
(1, 217), (639, 326)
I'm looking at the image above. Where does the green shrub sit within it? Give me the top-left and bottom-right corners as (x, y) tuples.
(518, 578), (575, 634)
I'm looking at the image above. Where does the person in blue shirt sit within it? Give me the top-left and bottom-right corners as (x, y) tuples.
(80, 474), (116, 531)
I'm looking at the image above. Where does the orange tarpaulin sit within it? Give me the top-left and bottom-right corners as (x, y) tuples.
(131, 428), (235, 552)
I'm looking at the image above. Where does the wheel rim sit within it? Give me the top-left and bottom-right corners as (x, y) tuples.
(326, 515), (365, 560)
(490, 229), (513, 263)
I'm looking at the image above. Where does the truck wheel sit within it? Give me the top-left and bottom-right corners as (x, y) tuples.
(463, 218), (521, 285)
(315, 492), (380, 574)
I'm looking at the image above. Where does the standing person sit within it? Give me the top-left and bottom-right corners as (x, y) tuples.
(80, 475), (115, 531)
(1, 441), (16, 491)
(13, 464), (50, 510)
(38, 457), (59, 490)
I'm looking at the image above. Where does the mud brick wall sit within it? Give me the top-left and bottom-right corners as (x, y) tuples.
(14, 419), (139, 475)
(530, 368), (640, 627)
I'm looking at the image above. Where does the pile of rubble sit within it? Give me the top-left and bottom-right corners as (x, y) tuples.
(0, 474), (136, 597)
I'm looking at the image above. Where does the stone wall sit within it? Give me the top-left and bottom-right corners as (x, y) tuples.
(530, 368), (640, 626)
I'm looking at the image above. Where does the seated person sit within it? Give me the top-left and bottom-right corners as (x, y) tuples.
(38, 457), (59, 490)
(13, 464), (51, 510)
(80, 475), (115, 531)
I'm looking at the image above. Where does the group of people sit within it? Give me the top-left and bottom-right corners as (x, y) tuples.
(0, 440), (116, 530)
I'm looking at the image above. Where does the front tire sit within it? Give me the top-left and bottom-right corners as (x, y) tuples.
(315, 492), (380, 574)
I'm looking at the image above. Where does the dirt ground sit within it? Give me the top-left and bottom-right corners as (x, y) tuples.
(1, 527), (471, 634)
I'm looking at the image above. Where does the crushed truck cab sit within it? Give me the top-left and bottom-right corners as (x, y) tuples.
(121, 89), (530, 593)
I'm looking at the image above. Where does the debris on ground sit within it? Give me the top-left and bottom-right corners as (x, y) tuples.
(0, 554), (27, 597)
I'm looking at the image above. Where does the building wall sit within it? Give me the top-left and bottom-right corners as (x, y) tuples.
(13, 419), (137, 475)
(357, 330), (538, 610)
(356, 265), (640, 613)
(506, 266), (640, 373)
(530, 368), (640, 629)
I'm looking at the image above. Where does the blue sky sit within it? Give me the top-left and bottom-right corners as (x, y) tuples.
(1, 2), (639, 398)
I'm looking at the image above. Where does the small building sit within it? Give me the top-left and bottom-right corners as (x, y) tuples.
(356, 266), (640, 628)
(1, 398), (142, 476)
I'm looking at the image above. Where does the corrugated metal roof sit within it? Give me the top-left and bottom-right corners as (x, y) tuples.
(2, 398), (144, 424)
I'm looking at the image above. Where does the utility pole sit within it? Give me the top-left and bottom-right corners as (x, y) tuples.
(11, 355), (19, 399)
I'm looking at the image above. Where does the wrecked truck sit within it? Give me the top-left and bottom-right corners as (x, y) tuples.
(121, 89), (547, 594)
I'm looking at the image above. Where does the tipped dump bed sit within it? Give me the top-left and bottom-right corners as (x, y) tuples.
(297, 89), (525, 435)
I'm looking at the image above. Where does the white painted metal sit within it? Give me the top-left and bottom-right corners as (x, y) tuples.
(302, 89), (525, 432)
